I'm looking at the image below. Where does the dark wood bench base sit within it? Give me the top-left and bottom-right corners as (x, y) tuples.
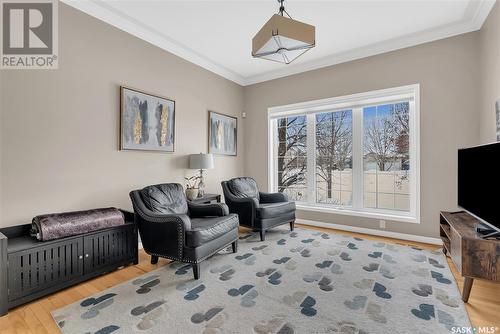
(0, 210), (138, 317)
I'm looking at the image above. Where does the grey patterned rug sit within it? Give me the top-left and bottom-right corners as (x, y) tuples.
(52, 227), (470, 334)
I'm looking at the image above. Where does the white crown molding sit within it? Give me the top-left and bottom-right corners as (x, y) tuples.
(245, 0), (496, 85)
(470, 0), (497, 30)
(62, 0), (495, 87)
(61, 0), (247, 86)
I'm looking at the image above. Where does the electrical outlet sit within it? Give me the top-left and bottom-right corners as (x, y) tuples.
(379, 220), (386, 229)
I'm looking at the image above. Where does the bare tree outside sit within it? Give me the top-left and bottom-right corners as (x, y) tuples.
(392, 102), (410, 168)
(364, 117), (398, 171)
(315, 111), (352, 204)
(277, 116), (307, 200)
(363, 103), (410, 211)
(364, 103), (409, 172)
(393, 102), (410, 134)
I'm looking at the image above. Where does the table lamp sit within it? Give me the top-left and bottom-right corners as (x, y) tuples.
(189, 153), (214, 197)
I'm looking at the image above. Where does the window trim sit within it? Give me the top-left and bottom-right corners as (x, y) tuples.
(268, 84), (420, 224)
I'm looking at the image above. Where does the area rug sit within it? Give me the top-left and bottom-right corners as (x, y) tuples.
(51, 227), (470, 334)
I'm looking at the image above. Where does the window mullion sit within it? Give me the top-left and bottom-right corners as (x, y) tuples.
(271, 119), (278, 192)
(352, 107), (363, 210)
(409, 100), (417, 218)
(306, 113), (316, 205)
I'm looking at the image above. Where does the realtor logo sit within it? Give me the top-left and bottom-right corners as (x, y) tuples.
(1, 0), (58, 69)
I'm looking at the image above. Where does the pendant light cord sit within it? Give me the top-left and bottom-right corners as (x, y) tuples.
(277, 0), (293, 19)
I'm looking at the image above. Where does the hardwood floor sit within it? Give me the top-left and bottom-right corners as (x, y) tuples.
(0, 225), (499, 333)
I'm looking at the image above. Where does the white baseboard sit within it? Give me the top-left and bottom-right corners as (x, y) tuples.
(296, 218), (443, 245)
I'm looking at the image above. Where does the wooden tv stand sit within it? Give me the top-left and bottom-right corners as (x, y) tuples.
(440, 211), (500, 302)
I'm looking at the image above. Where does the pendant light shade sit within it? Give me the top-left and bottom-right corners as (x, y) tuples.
(252, 1), (315, 64)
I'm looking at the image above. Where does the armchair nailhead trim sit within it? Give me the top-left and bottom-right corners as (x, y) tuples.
(132, 203), (184, 259)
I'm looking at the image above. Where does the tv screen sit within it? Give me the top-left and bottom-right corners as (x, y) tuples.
(458, 142), (500, 231)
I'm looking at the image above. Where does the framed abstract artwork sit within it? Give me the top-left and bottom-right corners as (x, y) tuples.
(120, 86), (175, 152)
(208, 111), (237, 156)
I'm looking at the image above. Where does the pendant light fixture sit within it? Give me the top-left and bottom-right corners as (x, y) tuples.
(252, 0), (315, 64)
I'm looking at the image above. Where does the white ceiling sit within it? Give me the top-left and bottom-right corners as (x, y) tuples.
(64, 0), (496, 86)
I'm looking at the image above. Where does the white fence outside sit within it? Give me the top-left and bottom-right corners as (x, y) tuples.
(282, 169), (410, 211)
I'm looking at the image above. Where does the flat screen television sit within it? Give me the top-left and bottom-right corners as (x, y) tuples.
(458, 142), (500, 232)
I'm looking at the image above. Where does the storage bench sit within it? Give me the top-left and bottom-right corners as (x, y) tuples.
(0, 210), (138, 316)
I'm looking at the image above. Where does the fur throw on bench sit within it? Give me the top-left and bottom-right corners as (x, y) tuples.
(31, 208), (125, 241)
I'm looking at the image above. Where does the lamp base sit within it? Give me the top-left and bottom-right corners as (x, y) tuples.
(197, 185), (205, 197)
(198, 170), (205, 197)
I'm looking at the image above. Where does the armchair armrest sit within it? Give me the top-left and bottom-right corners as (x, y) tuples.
(226, 197), (257, 228)
(188, 202), (229, 218)
(259, 191), (289, 203)
(224, 192), (259, 208)
(129, 191), (191, 260)
(221, 181), (258, 227)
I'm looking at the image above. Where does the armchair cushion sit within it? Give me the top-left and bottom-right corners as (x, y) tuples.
(186, 214), (239, 247)
(227, 177), (260, 200)
(188, 202), (229, 218)
(256, 202), (296, 219)
(140, 183), (188, 215)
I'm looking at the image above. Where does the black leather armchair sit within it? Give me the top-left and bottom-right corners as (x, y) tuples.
(221, 177), (296, 241)
(130, 183), (239, 279)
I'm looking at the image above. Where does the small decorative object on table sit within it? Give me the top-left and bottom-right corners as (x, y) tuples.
(184, 175), (200, 200)
(189, 153), (214, 197)
(188, 193), (221, 204)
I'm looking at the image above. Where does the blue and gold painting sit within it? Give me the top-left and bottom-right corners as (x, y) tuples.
(209, 111), (237, 156)
(121, 87), (175, 152)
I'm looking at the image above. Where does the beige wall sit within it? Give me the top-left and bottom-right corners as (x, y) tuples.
(243, 33), (481, 238)
(0, 4), (244, 227)
(0, 3), (492, 239)
(479, 2), (500, 143)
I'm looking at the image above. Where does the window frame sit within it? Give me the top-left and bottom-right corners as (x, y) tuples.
(268, 84), (420, 224)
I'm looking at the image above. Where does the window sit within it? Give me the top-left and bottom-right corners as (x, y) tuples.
(276, 116), (307, 201)
(268, 85), (419, 222)
(363, 103), (410, 211)
(315, 110), (353, 207)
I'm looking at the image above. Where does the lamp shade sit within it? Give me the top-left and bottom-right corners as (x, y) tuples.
(189, 153), (214, 170)
(252, 14), (315, 64)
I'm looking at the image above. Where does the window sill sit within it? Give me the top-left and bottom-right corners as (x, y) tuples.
(295, 204), (419, 224)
